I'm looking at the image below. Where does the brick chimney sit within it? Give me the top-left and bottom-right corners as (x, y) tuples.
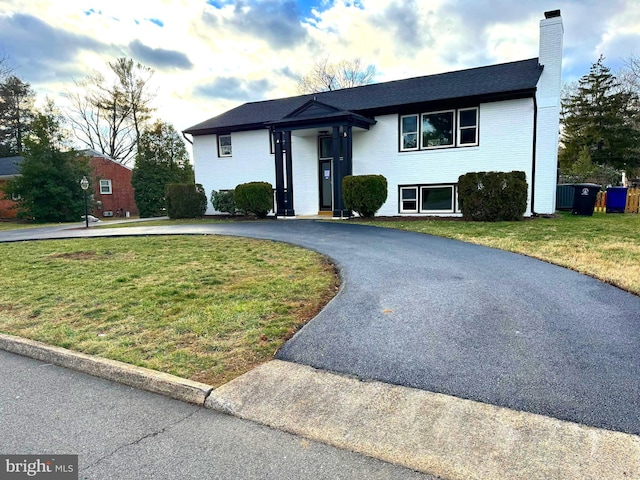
(538, 10), (563, 107)
(534, 9), (564, 214)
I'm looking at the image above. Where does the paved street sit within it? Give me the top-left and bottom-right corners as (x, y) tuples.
(0, 350), (433, 479)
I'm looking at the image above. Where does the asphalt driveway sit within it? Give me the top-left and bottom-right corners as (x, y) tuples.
(2, 220), (639, 435)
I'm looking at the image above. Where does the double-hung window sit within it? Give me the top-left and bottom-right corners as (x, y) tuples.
(400, 187), (418, 213)
(400, 115), (419, 151)
(100, 179), (112, 195)
(458, 108), (479, 146)
(218, 134), (232, 157)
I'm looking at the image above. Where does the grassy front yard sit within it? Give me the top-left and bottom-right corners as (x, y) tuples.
(0, 236), (338, 386)
(361, 212), (640, 296)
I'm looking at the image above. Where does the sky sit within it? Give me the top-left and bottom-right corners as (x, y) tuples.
(1, 0), (639, 145)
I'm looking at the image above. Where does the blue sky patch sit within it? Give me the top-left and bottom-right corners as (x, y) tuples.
(147, 18), (164, 27)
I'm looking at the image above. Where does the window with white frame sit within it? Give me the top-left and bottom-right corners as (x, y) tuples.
(421, 185), (454, 212)
(399, 107), (478, 151)
(218, 134), (232, 157)
(458, 108), (479, 146)
(400, 187), (418, 213)
(422, 110), (454, 149)
(400, 115), (419, 150)
(399, 184), (457, 213)
(100, 179), (112, 195)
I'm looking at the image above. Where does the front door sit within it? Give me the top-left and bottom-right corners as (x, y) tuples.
(318, 136), (333, 211)
(319, 159), (332, 211)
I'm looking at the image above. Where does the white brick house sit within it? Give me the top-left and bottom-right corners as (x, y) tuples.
(184, 10), (563, 218)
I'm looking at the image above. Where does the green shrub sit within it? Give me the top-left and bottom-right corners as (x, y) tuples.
(235, 181), (273, 218)
(165, 183), (208, 219)
(211, 189), (238, 215)
(342, 174), (388, 218)
(458, 171), (528, 221)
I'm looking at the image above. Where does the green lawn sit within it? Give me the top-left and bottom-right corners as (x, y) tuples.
(360, 212), (640, 296)
(0, 236), (338, 386)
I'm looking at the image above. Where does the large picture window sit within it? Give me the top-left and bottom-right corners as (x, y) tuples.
(218, 134), (232, 157)
(421, 186), (454, 212)
(421, 111), (454, 149)
(399, 107), (478, 152)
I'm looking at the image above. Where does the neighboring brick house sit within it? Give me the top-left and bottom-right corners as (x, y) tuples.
(185, 11), (563, 217)
(0, 151), (138, 219)
(85, 150), (138, 218)
(0, 156), (22, 218)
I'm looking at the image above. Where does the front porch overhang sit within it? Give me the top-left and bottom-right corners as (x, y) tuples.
(268, 108), (375, 219)
(265, 110), (376, 133)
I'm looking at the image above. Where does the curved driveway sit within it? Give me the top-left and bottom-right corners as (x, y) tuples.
(2, 220), (639, 435)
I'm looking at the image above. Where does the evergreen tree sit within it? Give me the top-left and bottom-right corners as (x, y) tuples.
(0, 75), (36, 156)
(131, 120), (193, 217)
(560, 56), (640, 172)
(5, 105), (91, 222)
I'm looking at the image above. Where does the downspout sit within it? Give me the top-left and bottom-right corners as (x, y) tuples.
(182, 132), (193, 145)
(530, 93), (538, 216)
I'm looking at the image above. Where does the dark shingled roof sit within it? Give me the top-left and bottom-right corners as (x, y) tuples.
(185, 58), (543, 136)
(0, 156), (23, 176)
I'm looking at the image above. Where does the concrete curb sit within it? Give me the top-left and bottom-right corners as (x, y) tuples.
(0, 333), (214, 405)
(206, 360), (640, 480)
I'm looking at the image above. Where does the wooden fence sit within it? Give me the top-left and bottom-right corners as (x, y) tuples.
(594, 187), (640, 213)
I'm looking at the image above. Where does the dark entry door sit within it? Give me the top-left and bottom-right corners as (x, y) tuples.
(319, 159), (332, 211)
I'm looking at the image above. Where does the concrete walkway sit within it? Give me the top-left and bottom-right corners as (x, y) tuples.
(1, 220), (639, 479)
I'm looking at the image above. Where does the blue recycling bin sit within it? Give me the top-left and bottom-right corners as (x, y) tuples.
(606, 187), (628, 213)
(571, 184), (600, 216)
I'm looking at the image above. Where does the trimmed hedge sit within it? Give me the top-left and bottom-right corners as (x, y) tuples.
(342, 174), (388, 218)
(211, 189), (238, 215)
(235, 181), (273, 218)
(458, 171), (528, 221)
(165, 183), (208, 219)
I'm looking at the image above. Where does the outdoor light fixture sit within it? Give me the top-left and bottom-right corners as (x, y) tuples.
(80, 176), (89, 228)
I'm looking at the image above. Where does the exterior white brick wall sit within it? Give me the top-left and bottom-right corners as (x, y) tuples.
(194, 130), (274, 215)
(354, 100), (535, 216)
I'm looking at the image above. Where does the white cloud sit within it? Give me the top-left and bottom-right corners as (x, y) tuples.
(0, 0), (638, 146)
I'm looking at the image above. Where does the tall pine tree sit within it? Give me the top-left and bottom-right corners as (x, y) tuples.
(0, 75), (36, 156)
(560, 56), (640, 172)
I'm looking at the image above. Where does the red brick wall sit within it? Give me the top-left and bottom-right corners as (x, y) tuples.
(89, 157), (139, 217)
(0, 179), (17, 218)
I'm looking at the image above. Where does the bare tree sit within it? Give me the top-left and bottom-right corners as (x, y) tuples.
(0, 53), (12, 80)
(110, 58), (155, 146)
(297, 57), (377, 94)
(65, 58), (155, 165)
